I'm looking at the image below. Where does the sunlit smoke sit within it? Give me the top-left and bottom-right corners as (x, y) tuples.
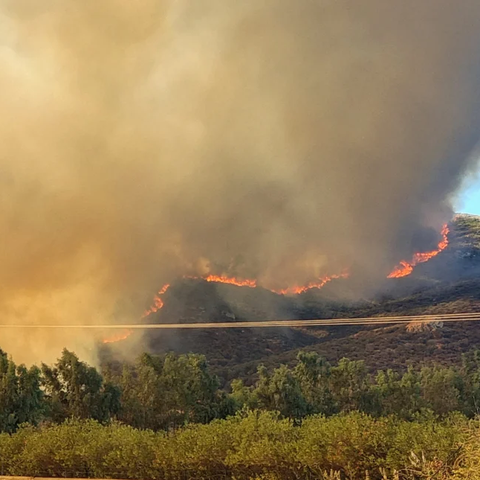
(1, 1), (480, 362)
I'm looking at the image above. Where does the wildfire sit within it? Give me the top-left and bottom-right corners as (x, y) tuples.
(273, 272), (350, 295)
(142, 283), (171, 318)
(104, 223), (450, 345)
(102, 329), (133, 344)
(388, 224), (450, 279)
(201, 273), (349, 295)
(137, 271), (349, 328)
(204, 275), (257, 288)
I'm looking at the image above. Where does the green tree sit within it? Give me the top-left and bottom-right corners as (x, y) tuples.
(373, 367), (423, 419)
(161, 353), (220, 425)
(117, 358), (164, 430)
(460, 349), (480, 416)
(329, 358), (374, 413)
(117, 352), (223, 430)
(420, 366), (462, 416)
(230, 378), (255, 410)
(252, 364), (308, 419)
(293, 351), (336, 415)
(0, 349), (44, 432)
(41, 349), (120, 423)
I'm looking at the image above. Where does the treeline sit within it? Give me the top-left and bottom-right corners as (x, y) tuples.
(1, 411), (479, 479)
(3, 348), (480, 433)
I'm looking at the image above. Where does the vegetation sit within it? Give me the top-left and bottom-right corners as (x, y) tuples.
(1, 411), (480, 479)
(88, 219), (477, 392)
(6, 347), (480, 432)
(138, 216), (480, 382)
(4, 212), (480, 480)
(3, 347), (480, 478)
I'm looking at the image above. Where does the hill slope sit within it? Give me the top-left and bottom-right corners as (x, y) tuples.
(103, 215), (480, 382)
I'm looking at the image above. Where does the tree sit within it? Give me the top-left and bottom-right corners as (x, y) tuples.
(117, 352), (223, 430)
(161, 353), (220, 425)
(230, 378), (254, 410)
(41, 349), (120, 423)
(252, 364), (308, 419)
(460, 349), (480, 416)
(373, 368), (422, 419)
(420, 366), (462, 416)
(293, 351), (336, 415)
(329, 358), (374, 413)
(0, 349), (44, 432)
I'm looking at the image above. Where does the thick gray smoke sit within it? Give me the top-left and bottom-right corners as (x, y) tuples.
(1, 0), (480, 362)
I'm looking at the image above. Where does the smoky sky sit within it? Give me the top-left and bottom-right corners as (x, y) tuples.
(1, 0), (480, 363)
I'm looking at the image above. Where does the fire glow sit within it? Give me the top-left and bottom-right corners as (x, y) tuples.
(272, 272), (350, 295)
(142, 283), (170, 318)
(104, 224), (450, 343)
(102, 329), (133, 344)
(388, 224), (450, 279)
(139, 271), (350, 325)
(204, 275), (257, 288)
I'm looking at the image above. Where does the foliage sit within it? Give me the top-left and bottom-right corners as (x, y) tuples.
(0, 412), (474, 480)
(41, 349), (120, 423)
(0, 349), (43, 433)
(4, 347), (480, 435)
(2, 347), (480, 478)
(116, 352), (228, 430)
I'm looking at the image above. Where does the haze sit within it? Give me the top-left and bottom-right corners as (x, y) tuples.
(1, 0), (480, 363)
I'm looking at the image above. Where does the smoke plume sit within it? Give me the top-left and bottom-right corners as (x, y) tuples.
(1, 0), (480, 362)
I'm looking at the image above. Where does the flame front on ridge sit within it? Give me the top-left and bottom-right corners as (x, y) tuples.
(388, 224), (450, 279)
(204, 275), (257, 288)
(142, 283), (170, 318)
(272, 272), (350, 295)
(104, 224), (450, 343)
(102, 329), (133, 344)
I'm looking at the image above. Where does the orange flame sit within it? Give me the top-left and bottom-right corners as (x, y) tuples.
(204, 275), (257, 288)
(201, 273), (350, 295)
(105, 269), (350, 343)
(105, 223), (450, 345)
(102, 329), (133, 344)
(142, 271), (350, 321)
(388, 224), (450, 279)
(104, 283), (172, 343)
(273, 272), (350, 295)
(142, 283), (171, 318)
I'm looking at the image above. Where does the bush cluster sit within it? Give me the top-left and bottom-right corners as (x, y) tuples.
(4, 347), (480, 433)
(0, 411), (475, 480)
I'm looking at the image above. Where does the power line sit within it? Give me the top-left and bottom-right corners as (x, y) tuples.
(1, 312), (480, 329)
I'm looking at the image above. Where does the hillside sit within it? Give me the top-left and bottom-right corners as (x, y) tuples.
(103, 215), (480, 382)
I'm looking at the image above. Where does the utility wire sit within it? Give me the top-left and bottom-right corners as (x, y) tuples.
(1, 312), (480, 329)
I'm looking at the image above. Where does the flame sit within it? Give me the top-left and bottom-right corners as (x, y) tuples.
(204, 275), (257, 288)
(102, 329), (133, 344)
(202, 272), (350, 295)
(388, 224), (450, 279)
(105, 270), (350, 343)
(104, 283), (171, 343)
(139, 270), (349, 325)
(272, 272), (350, 295)
(105, 223), (450, 345)
(142, 283), (171, 318)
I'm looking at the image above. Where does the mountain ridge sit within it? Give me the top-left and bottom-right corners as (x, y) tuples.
(103, 215), (480, 384)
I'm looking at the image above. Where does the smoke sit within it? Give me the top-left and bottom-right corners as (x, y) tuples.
(1, 0), (480, 363)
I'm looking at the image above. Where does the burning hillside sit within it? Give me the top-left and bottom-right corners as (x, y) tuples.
(139, 225), (451, 318)
(102, 218), (480, 375)
(100, 223), (453, 343)
(1, 1), (480, 363)
(103, 330), (133, 344)
(388, 224), (450, 278)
